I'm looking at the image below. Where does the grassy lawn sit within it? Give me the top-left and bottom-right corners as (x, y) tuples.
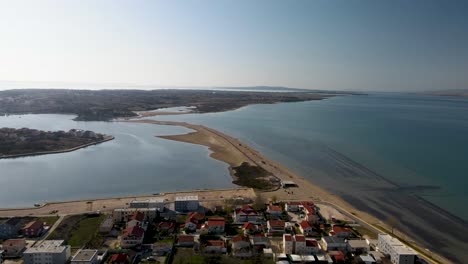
(68, 214), (106, 247)
(36, 216), (60, 226)
(49, 214), (106, 248)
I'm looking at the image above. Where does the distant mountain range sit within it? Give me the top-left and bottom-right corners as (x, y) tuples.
(425, 89), (468, 97)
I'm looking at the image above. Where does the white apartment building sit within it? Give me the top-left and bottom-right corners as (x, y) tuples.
(378, 233), (417, 264)
(23, 240), (71, 264)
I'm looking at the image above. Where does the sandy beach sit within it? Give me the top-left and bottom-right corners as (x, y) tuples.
(128, 119), (458, 264)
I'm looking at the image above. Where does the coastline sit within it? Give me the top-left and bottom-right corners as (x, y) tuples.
(127, 119), (454, 264)
(0, 135), (114, 159)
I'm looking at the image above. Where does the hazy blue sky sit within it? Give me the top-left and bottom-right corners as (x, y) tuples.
(0, 0), (467, 91)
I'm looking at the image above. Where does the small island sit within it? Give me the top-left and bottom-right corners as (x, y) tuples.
(0, 127), (114, 158)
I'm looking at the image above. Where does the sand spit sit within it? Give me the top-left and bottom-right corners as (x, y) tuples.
(129, 119), (460, 264)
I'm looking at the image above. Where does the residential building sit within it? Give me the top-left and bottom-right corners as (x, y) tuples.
(283, 234), (293, 254)
(267, 220), (285, 233)
(321, 236), (347, 251)
(360, 255), (376, 264)
(285, 202), (302, 212)
(184, 212), (204, 231)
(109, 253), (129, 264)
(231, 235), (252, 257)
(112, 208), (157, 223)
(2, 238), (26, 257)
(347, 239), (370, 254)
(0, 218), (22, 239)
(266, 205), (282, 216)
(242, 222), (259, 235)
(378, 233), (417, 264)
(157, 221), (175, 233)
(203, 218), (225, 234)
(21, 221), (44, 237)
(23, 240), (71, 264)
(330, 225), (353, 238)
(233, 205), (261, 223)
(129, 198), (165, 211)
(305, 239), (320, 255)
(71, 249), (98, 264)
(203, 240), (226, 254)
(177, 235), (195, 247)
(120, 226), (145, 248)
(127, 211), (145, 228)
(329, 251), (346, 263)
(251, 234), (270, 249)
(294, 235), (306, 254)
(174, 195), (199, 212)
(299, 220), (313, 236)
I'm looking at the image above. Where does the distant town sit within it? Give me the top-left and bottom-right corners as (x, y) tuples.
(0, 128), (113, 158)
(0, 187), (423, 264)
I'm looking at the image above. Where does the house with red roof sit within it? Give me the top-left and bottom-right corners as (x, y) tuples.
(266, 205), (283, 216)
(158, 221), (175, 233)
(242, 222), (259, 235)
(233, 205), (261, 223)
(305, 239), (320, 254)
(127, 211), (145, 228)
(184, 212), (204, 231)
(203, 240), (226, 254)
(120, 226), (145, 248)
(21, 220), (44, 237)
(232, 235), (252, 257)
(177, 235), (195, 247)
(202, 217), (225, 234)
(328, 250), (346, 263)
(294, 235), (306, 254)
(267, 220), (285, 233)
(330, 225), (353, 238)
(283, 234), (293, 254)
(109, 253), (129, 264)
(299, 220), (313, 236)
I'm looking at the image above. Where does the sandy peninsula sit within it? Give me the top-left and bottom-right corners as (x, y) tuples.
(128, 119), (453, 264)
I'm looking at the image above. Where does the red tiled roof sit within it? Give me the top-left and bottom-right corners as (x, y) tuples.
(268, 205), (282, 212)
(187, 212), (205, 222)
(300, 220), (312, 229)
(3, 238), (26, 246)
(329, 251), (345, 261)
(236, 205), (258, 215)
(110, 253), (128, 263)
(286, 201), (302, 206)
(268, 220), (285, 227)
(178, 235), (194, 243)
(332, 226), (352, 234)
(283, 234), (292, 241)
(232, 235), (250, 243)
(242, 222), (255, 229)
(158, 222), (175, 230)
(207, 217), (225, 227)
(122, 226), (145, 238)
(129, 211), (145, 222)
(22, 220), (43, 230)
(294, 235), (306, 242)
(206, 240), (225, 247)
(306, 239), (318, 247)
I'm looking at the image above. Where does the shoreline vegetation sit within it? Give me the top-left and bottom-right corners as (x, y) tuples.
(0, 88), (345, 121)
(128, 118), (454, 264)
(0, 127), (114, 159)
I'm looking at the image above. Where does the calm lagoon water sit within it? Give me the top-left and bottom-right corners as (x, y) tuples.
(0, 114), (234, 208)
